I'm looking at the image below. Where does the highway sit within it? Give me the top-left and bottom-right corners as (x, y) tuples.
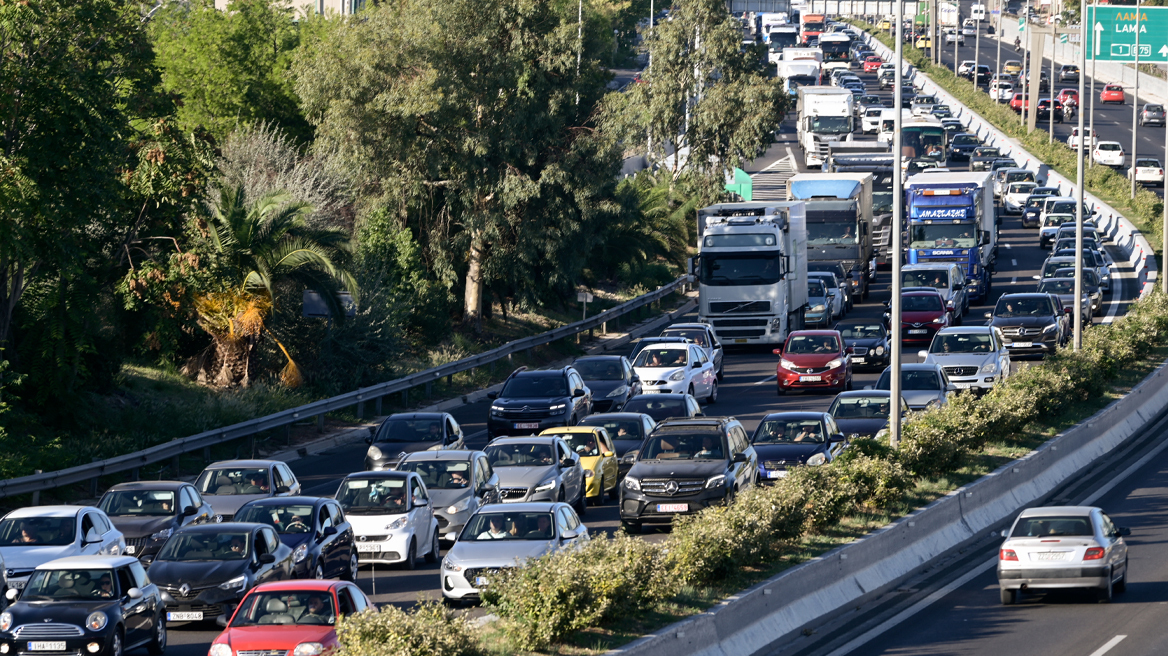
(160, 42), (1144, 656)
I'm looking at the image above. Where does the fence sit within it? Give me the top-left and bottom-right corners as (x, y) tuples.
(0, 277), (690, 500)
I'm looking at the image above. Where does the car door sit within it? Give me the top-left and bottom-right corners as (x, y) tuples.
(556, 440), (583, 502)
(186, 486), (214, 524)
(825, 416), (847, 459)
(444, 416), (465, 449)
(313, 503), (337, 576)
(91, 511), (121, 555)
(408, 476), (434, 551)
(689, 347), (710, 396)
(78, 512), (102, 555)
(328, 502), (355, 573)
(597, 429), (618, 489)
(115, 565), (151, 646)
(706, 327), (723, 374)
(731, 426), (756, 488)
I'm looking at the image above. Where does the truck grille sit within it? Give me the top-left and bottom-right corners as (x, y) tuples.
(640, 478), (706, 496)
(714, 329), (767, 338)
(708, 301), (770, 314)
(13, 625), (84, 639)
(711, 318), (770, 328)
(499, 487), (529, 501)
(943, 366), (978, 377)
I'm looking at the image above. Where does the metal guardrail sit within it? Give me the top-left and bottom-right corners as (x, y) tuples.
(0, 277), (690, 500)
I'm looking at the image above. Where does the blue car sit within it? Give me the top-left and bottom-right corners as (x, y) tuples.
(947, 133), (981, 161)
(751, 412), (848, 482)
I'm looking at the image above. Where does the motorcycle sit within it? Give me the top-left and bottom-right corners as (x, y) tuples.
(1014, 37), (1021, 51)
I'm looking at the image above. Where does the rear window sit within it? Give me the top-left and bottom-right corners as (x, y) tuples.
(1012, 516), (1093, 537)
(1098, 143), (1121, 151)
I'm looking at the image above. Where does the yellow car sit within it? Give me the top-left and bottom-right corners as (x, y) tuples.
(878, 19), (892, 30)
(1003, 59), (1023, 75)
(915, 36), (932, 49)
(539, 426), (619, 505)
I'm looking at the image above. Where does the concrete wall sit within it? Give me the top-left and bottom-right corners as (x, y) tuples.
(213, 0), (362, 16)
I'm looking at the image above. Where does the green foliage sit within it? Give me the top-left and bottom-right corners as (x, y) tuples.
(359, 212), (452, 341)
(333, 601), (482, 656)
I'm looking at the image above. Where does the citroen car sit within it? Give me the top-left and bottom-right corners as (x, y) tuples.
(486, 366), (592, 441)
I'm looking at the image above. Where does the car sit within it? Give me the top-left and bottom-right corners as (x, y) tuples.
(1053, 237), (1106, 256)
(997, 506), (1129, 604)
(148, 523), (294, 625)
(234, 496), (357, 581)
(1058, 64), (1080, 82)
(828, 391), (909, 439)
(808, 271), (846, 319)
(943, 28), (964, 44)
(1003, 59), (1023, 75)
(900, 82), (916, 104)
(97, 482), (215, 561)
(334, 470), (442, 568)
(751, 412), (848, 482)
(990, 81), (1014, 103)
(1037, 277), (1094, 324)
(961, 20), (978, 36)
(879, 70), (896, 89)
(1100, 84), (1125, 104)
(440, 501), (588, 602)
(834, 321), (890, 370)
(486, 366), (592, 440)
(957, 60), (976, 76)
(630, 339), (717, 402)
(362, 412), (466, 471)
(571, 354), (641, 411)
(660, 323), (724, 379)
(773, 330), (854, 395)
(1052, 247), (1112, 290)
(856, 94), (885, 114)
(863, 55), (883, 72)
(900, 263), (968, 318)
(1009, 92), (1030, 113)
(1093, 141), (1125, 168)
(989, 157), (1020, 172)
(619, 416), (758, 533)
(805, 276), (832, 328)
(1045, 217), (1096, 250)
(1021, 188), (1062, 228)
(941, 118), (964, 134)
(395, 450), (501, 543)
(919, 326), (1011, 392)
(914, 36), (932, 49)
(620, 393), (703, 422)
(887, 288), (951, 344)
(984, 293), (1068, 357)
(481, 436), (587, 512)
(577, 412), (657, 479)
(1023, 69), (1050, 93)
(628, 335), (691, 362)
(809, 261), (861, 306)
(208, 580), (374, 656)
(947, 133), (981, 161)
(1129, 157), (1165, 187)
(1056, 88), (1079, 111)
(972, 65), (992, 85)
(862, 106), (885, 133)
(930, 105), (953, 119)
(1003, 181), (1039, 214)
(993, 167), (1037, 198)
(1138, 103), (1166, 128)
(873, 363), (953, 411)
(539, 426), (619, 506)
(0, 506), (126, 591)
(1045, 265), (1103, 314)
(1067, 126), (1096, 149)
(842, 81), (866, 95)
(1035, 98), (1063, 123)
(1053, 222), (1099, 246)
(910, 94), (938, 116)
(192, 460), (302, 522)
(0, 556), (165, 656)
(970, 146), (1002, 171)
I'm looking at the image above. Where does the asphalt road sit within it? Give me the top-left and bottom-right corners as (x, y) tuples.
(161, 49), (1142, 656)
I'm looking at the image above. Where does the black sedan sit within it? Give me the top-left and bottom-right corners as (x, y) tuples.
(363, 412), (466, 471)
(620, 393), (703, 423)
(97, 481), (215, 561)
(828, 391), (909, 439)
(834, 321), (891, 371)
(234, 497), (357, 581)
(0, 556), (165, 656)
(146, 523), (294, 625)
(578, 412), (658, 479)
(572, 355), (642, 413)
(946, 133), (981, 161)
(751, 412), (848, 482)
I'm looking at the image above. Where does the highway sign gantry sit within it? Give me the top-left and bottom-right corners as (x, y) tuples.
(1085, 5), (1168, 61)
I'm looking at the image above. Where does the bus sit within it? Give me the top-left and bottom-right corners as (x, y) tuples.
(901, 116), (948, 163)
(818, 32), (852, 70)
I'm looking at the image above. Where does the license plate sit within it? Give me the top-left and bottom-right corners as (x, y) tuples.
(766, 470), (788, 478)
(799, 375), (822, 382)
(1034, 552), (1068, 561)
(514, 422), (540, 429)
(126, 545), (136, 555)
(474, 576), (489, 586)
(356, 542), (382, 552)
(28, 643), (66, 651)
(166, 612), (203, 621)
(908, 329), (928, 335)
(10, 580), (25, 590)
(1010, 342), (1032, 348)
(853, 358), (866, 364)
(734, 338), (748, 343)
(953, 382), (973, 388)
(656, 503), (689, 513)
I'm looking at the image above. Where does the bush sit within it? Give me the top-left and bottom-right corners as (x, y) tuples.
(333, 601), (480, 656)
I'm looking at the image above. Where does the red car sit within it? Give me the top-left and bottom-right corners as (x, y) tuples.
(863, 56), (884, 72)
(773, 330), (853, 395)
(1100, 84), (1125, 104)
(1009, 92), (1030, 113)
(208, 580), (374, 656)
(1056, 88), (1078, 109)
(888, 289), (951, 344)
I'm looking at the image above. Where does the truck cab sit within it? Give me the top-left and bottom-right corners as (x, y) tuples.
(905, 172), (997, 303)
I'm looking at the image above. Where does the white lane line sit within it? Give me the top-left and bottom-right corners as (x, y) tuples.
(1082, 413), (1168, 505)
(1011, 277), (1017, 284)
(1004, 243), (1012, 249)
(1088, 636), (1128, 656)
(825, 557), (998, 656)
(1102, 282), (1122, 324)
(753, 374), (778, 386)
(1011, 259), (1018, 266)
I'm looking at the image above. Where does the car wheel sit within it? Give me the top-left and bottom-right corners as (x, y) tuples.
(688, 384), (695, 397)
(999, 587), (1016, 605)
(402, 538), (417, 571)
(706, 381), (718, 404)
(622, 521), (641, 534)
(313, 562), (325, 580)
(343, 549), (359, 581)
(425, 528), (440, 564)
(609, 478), (621, 501)
(107, 629), (124, 656)
(146, 615), (166, 656)
(1115, 558), (1128, 593)
(573, 486), (587, 516)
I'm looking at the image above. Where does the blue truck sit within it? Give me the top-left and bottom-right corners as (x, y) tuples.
(904, 171), (997, 302)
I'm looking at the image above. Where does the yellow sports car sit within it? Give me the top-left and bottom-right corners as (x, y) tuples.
(539, 426), (619, 505)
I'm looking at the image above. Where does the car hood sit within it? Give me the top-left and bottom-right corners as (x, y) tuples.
(277, 533), (313, 551)
(148, 558), (250, 587)
(428, 488), (472, 508)
(346, 513), (406, 534)
(781, 353), (842, 367)
(924, 352), (995, 368)
(834, 417), (888, 438)
(108, 515), (176, 540)
(10, 599), (120, 624)
(752, 443), (827, 463)
(0, 545), (79, 571)
(446, 539), (557, 567)
(370, 441), (443, 462)
(842, 337), (883, 350)
(990, 316), (1057, 328)
(493, 466), (560, 488)
(902, 389), (945, 407)
(219, 625), (337, 651)
(633, 365), (687, 380)
(627, 460), (726, 479)
(901, 311), (943, 323)
(584, 380), (626, 397)
(206, 494), (270, 518)
(612, 439), (642, 456)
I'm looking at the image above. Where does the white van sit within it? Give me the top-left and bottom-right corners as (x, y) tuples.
(901, 263), (969, 320)
(878, 108), (914, 143)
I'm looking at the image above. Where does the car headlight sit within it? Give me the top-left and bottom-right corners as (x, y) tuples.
(446, 497), (474, 514)
(0, 612), (12, 632)
(780, 358), (798, 371)
(209, 645), (233, 656)
(705, 474), (726, 489)
(218, 575), (247, 592)
(85, 612), (107, 632)
(293, 643), (323, 656)
(826, 358), (843, 369)
(549, 403), (567, 412)
(811, 304), (826, 312)
(925, 399), (942, 410)
(442, 557), (462, 572)
(932, 316), (944, 324)
(386, 516), (408, 530)
(293, 543), (308, 564)
(806, 453), (827, 466)
(606, 385), (629, 398)
(981, 362), (998, 373)
(875, 345), (886, 355)
(150, 527), (174, 542)
(583, 469), (594, 478)
(490, 405), (504, 415)
(534, 479), (556, 492)
(624, 477), (641, 491)
(668, 369), (686, 382)
(367, 445), (383, 460)
(1042, 323), (1059, 333)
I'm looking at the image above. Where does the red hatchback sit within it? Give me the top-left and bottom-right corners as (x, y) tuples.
(1100, 84), (1125, 104)
(773, 330), (853, 395)
(208, 580), (374, 656)
(863, 56), (884, 72)
(1009, 92), (1030, 113)
(891, 290), (951, 344)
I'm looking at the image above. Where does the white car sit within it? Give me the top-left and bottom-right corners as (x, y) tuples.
(1039, 213), (1076, 249)
(1093, 141), (1125, 168)
(957, 59), (976, 76)
(660, 322), (724, 379)
(991, 81), (1014, 103)
(631, 342), (718, 402)
(961, 20), (977, 36)
(0, 506), (126, 589)
(997, 506), (1129, 604)
(1067, 126), (1096, 149)
(920, 326), (1011, 392)
(1002, 181), (1038, 214)
(808, 271), (846, 320)
(944, 29), (965, 44)
(862, 106), (884, 133)
(336, 471), (441, 569)
(1129, 157), (1165, 187)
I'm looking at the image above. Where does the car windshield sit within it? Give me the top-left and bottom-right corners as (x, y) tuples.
(837, 323), (884, 339)
(195, 467), (270, 496)
(633, 347), (688, 368)
(754, 419), (826, 444)
(542, 432), (604, 457)
(234, 504), (316, 534)
(829, 395), (891, 419)
(1042, 261), (1075, 278)
(952, 135), (978, 145)
(157, 532), (250, 561)
(397, 459), (472, 490)
(930, 333), (993, 353)
(99, 490), (176, 517)
(22, 570), (117, 601)
(461, 512), (558, 541)
(639, 432), (725, 460)
(1038, 279), (1076, 294)
(1005, 171), (1033, 184)
(994, 297), (1053, 317)
(808, 279), (826, 297)
(784, 334), (839, 354)
(1025, 196), (1049, 208)
(336, 478), (408, 514)
(0, 517), (76, 546)
(903, 295), (943, 312)
(903, 270), (949, 289)
(661, 329), (710, 348)
(231, 591), (336, 626)
(622, 396), (688, 421)
(1012, 516), (1093, 537)
(573, 358), (626, 381)
(974, 147), (1000, 156)
(1043, 214), (1074, 228)
(579, 418), (643, 444)
(485, 443), (556, 467)
(909, 224), (976, 249)
(373, 418), (444, 443)
(501, 375), (567, 397)
(876, 369), (941, 391)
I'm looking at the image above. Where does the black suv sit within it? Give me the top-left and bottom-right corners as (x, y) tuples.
(984, 293), (1067, 358)
(619, 417), (757, 533)
(486, 367), (592, 441)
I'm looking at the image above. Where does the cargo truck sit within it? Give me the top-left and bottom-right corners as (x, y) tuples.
(796, 87), (854, 167)
(905, 171), (997, 302)
(800, 12), (826, 44)
(786, 172), (874, 302)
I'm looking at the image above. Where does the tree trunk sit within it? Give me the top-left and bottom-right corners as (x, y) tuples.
(0, 257), (35, 357)
(463, 233), (484, 334)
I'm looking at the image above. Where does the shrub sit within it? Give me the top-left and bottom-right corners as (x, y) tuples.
(333, 601), (480, 656)
(837, 455), (913, 510)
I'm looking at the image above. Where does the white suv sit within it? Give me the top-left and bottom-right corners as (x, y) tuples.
(659, 323), (724, 380)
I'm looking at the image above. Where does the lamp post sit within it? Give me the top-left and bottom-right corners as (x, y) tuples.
(891, 0), (904, 449)
(1021, 0), (1030, 129)
(1049, 30), (1056, 142)
(1089, 2), (1098, 168)
(1075, 0), (1086, 349)
(1130, 0), (1141, 199)
(996, 0), (1003, 103)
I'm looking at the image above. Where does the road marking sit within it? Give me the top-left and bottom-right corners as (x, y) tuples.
(753, 374), (778, 386)
(1088, 636), (1127, 656)
(1011, 259), (1017, 266)
(1011, 277), (1017, 284)
(1004, 243), (1012, 249)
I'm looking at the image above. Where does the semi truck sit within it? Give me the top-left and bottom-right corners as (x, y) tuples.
(821, 151), (895, 270)
(693, 202), (809, 346)
(800, 12), (826, 44)
(768, 24), (800, 50)
(796, 87), (854, 167)
(785, 172), (875, 302)
(905, 171), (997, 302)
(777, 61), (821, 96)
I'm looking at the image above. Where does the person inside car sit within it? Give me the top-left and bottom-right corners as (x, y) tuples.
(427, 422), (443, 440)
(794, 424), (821, 442)
(13, 525), (38, 544)
(448, 471), (469, 488)
(241, 472), (269, 494)
(286, 515), (310, 533)
(94, 574), (114, 599)
(478, 516), (509, 540)
(575, 437), (599, 457)
(301, 595), (332, 623)
(695, 437), (722, 459)
(226, 536), (247, 557)
(525, 515), (554, 539)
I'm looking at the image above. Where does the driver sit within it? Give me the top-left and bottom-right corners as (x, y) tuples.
(13, 525), (38, 544)
(286, 515), (310, 533)
(302, 595), (331, 622)
(794, 424), (821, 442)
(448, 471), (469, 488)
(478, 516), (509, 540)
(94, 574), (114, 599)
(241, 473), (269, 494)
(427, 422), (443, 440)
(576, 438), (599, 457)
(695, 437), (721, 459)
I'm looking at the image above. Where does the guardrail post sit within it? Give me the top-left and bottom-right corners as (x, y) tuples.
(203, 446), (211, 461)
(89, 459), (99, 498)
(31, 470), (42, 505)
(602, 321), (607, 335)
(132, 468), (139, 482)
(401, 389), (408, 407)
(284, 424), (291, 447)
(375, 396), (382, 417)
(356, 401), (365, 419)
(172, 456), (180, 477)
(425, 382), (432, 399)
(317, 414), (325, 433)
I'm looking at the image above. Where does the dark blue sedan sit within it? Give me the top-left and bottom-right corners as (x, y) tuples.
(234, 496), (357, 581)
(947, 133), (981, 161)
(750, 412), (848, 483)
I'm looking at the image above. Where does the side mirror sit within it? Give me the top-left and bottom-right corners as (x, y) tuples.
(560, 458), (575, 469)
(414, 497), (429, 507)
(487, 391), (498, 400)
(5, 588), (18, 602)
(216, 616), (229, 628)
(183, 506), (198, 517)
(984, 312), (992, 319)
(323, 526), (338, 537)
(946, 384), (958, 392)
(602, 451), (615, 458)
(364, 436), (373, 445)
(713, 342), (722, 349)
(258, 553), (276, 564)
(829, 434), (847, 443)
(1118, 527), (1132, 537)
(882, 300), (891, 308)
(276, 485), (291, 494)
(481, 483), (496, 493)
(561, 530), (580, 541)
(772, 348), (783, 355)
(631, 374), (641, 383)
(141, 554), (155, 567)
(918, 350), (928, 359)
(83, 528), (101, 545)
(845, 346), (854, 354)
(692, 361), (701, 368)
(127, 587), (143, 600)
(733, 453), (748, 463)
(572, 388), (586, 397)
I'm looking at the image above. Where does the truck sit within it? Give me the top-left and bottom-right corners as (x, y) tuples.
(905, 171), (997, 302)
(693, 202), (809, 346)
(767, 24), (800, 50)
(786, 172), (875, 302)
(800, 12), (826, 44)
(821, 155), (895, 270)
(939, 1), (960, 27)
(777, 61), (821, 96)
(796, 87), (854, 167)
(760, 13), (789, 40)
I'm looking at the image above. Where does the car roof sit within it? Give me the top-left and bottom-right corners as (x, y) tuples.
(998, 293), (1051, 300)
(638, 341), (690, 350)
(5, 506), (85, 519)
(204, 460), (282, 469)
(1017, 506), (1095, 518)
(487, 436), (559, 446)
(476, 502), (563, 513)
(512, 369), (567, 378)
(627, 392), (690, 400)
(788, 330), (842, 337)
(936, 326), (994, 334)
(399, 450), (482, 462)
(384, 412), (447, 420)
(760, 412), (828, 421)
(238, 496), (324, 508)
(636, 336), (690, 344)
(579, 412), (652, 422)
(894, 363), (943, 371)
(834, 390), (892, 398)
(250, 579), (348, 593)
(539, 426), (605, 436)
(105, 481), (188, 492)
(37, 556), (140, 570)
(177, 522), (263, 533)
(662, 323), (710, 331)
(574, 354), (625, 362)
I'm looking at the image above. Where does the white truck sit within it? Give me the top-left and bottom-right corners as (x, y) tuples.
(939, 1), (960, 27)
(777, 60), (821, 95)
(694, 202), (809, 345)
(796, 87), (854, 167)
(785, 172), (876, 302)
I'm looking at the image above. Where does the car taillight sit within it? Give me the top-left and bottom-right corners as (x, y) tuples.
(1000, 549), (1019, 561)
(1084, 547), (1105, 560)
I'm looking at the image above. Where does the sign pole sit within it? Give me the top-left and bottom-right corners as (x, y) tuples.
(1075, 0), (1087, 350)
(891, 0), (904, 450)
(975, 10), (981, 88)
(1090, 6), (1099, 168)
(996, 0), (1003, 103)
(1021, 0), (1029, 128)
(1049, 29), (1056, 142)
(1131, 0), (1142, 199)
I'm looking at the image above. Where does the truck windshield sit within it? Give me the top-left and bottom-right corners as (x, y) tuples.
(789, 75), (817, 88)
(909, 225), (977, 249)
(770, 32), (799, 48)
(810, 116), (851, 134)
(807, 218), (860, 245)
(699, 253), (784, 286)
(803, 21), (825, 31)
(902, 126), (946, 161)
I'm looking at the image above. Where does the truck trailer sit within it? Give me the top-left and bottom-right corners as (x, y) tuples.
(786, 172), (875, 302)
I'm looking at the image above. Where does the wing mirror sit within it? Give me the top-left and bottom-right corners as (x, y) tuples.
(1118, 527), (1132, 537)
(560, 458), (575, 468)
(572, 388), (587, 397)
(561, 530), (580, 541)
(946, 384), (958, 392)
(216, 616), (229, 628)
(5, 588), (18, 602)
(127, 587), (143, 600)
(83, 528), (101, 545)
(713, 342), (722, 349)
(323, 526), (338, 537)
(602, 451), (615, 458)
(918, 350), (929, 359)
(732, 453), (748, 463)
(481, 482), (496, 493)
(276, 485), (291, 494)
(845, 346), (854, 354)
(364, 436), (373, 445)
(772, 348), (783, 355)
(183, 506), (198, 517)
(487, 391), (498, 400)
(984, 312), (993, 319)
(258, 553), (276, 564)
(140, 554), (155, 567)
(691, 362), (701, 368)
(829, 433), (847, 443)
(414, 497), (429, 507)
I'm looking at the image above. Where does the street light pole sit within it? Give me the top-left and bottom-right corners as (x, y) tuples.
(1130, 0), (1141, 199)
(1090, 2), (1098, 168)
(891, 0), (904, 450)
(996, 0), (1003, 102)
(1049, 29), (1056, 142)
(1075, 0), (1086, 349)
(1021, 0), (1030, 128)
(975, 11), (981, 87)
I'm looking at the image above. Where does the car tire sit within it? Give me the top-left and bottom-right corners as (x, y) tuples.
(688, 384), (695, 397)
(425, 528), (440, 564)
(1098, 571), (1114, 602)
(717, 365), (724, 381)
(573, 487), (587, 516)
(403, 538), (417, 571)
(146, 615), (166, 656)
(1115, 559), (1128, 593)
(706, 381), (718, 404)
(999, 587), (1016, 605)
(609, 479), (621, 501)
(622, 521), (641, 534)
(343, 549), (359, 581)
(107, 629), (124, 656)
(313, 563), (324, 579)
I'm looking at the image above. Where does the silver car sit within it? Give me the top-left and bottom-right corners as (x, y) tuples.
(440, 502), (588, 602)
(483, 437), (586, 510)
(808, 271), (846, 320)
(998, 506), (1130, 604)
(919, 326), (1011, 392)
(873, 363), (954, 411)
(395, 450), (502, 543)
(1037, 278), (1094, 325)
(0, 506), (125, 590)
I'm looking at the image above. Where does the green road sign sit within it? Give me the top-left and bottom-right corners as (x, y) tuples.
(1018, 16), (1025, 31)
(724, 168), (752, 202)
(1086, 5), (1168, 61)
(1060, 33), (1068, 44)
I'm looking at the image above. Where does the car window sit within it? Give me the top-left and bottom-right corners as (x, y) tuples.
(129, 561), (150, 588)
(116, 567), (135, 596)
(319, 504), (334, 531)
(265, 527), (281, 554)
(346, 585), (369, 612)
(337, 588), (356, 616)
(93, 513), (112, 534)
(80, 513), (96, 538)
(409, 477), (428, 506)
(558, 441), (572, 463)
